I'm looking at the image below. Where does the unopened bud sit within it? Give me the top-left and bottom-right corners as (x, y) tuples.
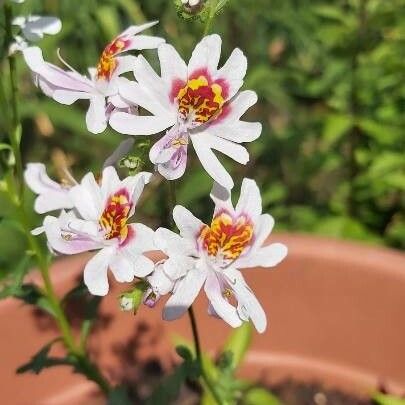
(118, 280), (148, 314)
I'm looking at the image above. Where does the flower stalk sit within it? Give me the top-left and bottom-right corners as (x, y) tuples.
(2, 2), (110, 395)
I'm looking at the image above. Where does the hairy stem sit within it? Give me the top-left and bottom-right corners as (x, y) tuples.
(203, 0), (218, 36)
(2, 2), (110, 395)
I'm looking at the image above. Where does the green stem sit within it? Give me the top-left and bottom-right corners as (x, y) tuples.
(168, 182), (221, 404)
(2, 2), (110, 395)
(203, 0), (218, 36)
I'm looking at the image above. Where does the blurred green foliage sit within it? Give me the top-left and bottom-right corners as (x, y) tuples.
(1, 0), (404, 277)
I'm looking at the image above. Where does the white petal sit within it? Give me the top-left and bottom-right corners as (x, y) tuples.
(154, 227), (196, 256)
(210, 181), (233, 214)
(188, 34), (222, 76)
(84, 247), (115, 296)
(158, 44), (187, 87)
(86, 95), (107, 134)
(69, 172), (102, 221)
(24, 163), (60, 194)
(236, 243), (287, 269)
(113, 55), (137, 77)
(162, 255), (196, 281)
(132, 254), (155, 277)
(235, 178), (262, 220)
(163, 266), (207, 321)
(122, 223), (155, 254)
(53, 89), (90, 105)
(191, 135), (234, 189)
(121, 171), (152, 215)
(204, 271), (242, 328)
(120, 21), (159, 37)
(224, 268), (267, 333)
(34, 191), (73, 213)
(126, 35), (165, 51)
(117, 77), (170, 117)
(109, 252), (135, 283)
(172, 205), (205, 240)
(148, 263), (175, 295)
(109, 112), (174, 136)
(215, 48), (247, 100)
(224, 90), (258, 120)
(199, 133), (249, 164)
(100, 166), (121, 200)
(206, 120), (262, 143)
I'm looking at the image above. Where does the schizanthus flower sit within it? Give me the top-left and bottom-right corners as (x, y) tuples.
(23, 22), (164, 133)
(110, 34), (261, 189)
(30, 166), (155, 296)
(148, 179), (287, 332)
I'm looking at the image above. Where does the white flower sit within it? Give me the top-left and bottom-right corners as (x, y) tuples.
(149, 179), (287, 333)
(110, 34), (261, 189)
(39, 166), (155, 296)
(24, 163), (75, 214)
(22, 22), (165, 134)
(9, 15), (61, 54)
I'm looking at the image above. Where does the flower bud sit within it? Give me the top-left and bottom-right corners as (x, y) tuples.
(118, 280), (148, 314)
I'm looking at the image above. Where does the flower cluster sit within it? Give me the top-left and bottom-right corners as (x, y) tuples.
(24, 20), (287, 333)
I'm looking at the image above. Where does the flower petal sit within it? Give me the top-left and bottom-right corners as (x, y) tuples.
(236, 243), (287, 269)
(122, 223), (155, 254)
(235, 178), (262, 220)
(86, 95), (107, 134)
(191, 135), (234, 189)
(84, 247), (115, 296)
(126, 35), (165, 51)
(210, 181), (233, 214)
(163, 266), (207, 321)
(204, 271), (242, 328)
(215, 48), (247, 100)
(172, 205), (205, 240)
(224, 268), (267, 333)
(154, 227), (196, 256)
(109, 111), (174, 136)
(148, 263), (175, 295)
(109, 252), (135, 283)
(24, 163), (61, 193)
(158, 44), (187, 87)
(188, 34), (222, 76)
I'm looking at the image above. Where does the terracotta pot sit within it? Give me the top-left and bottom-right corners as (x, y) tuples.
(1, 233), (404, 404)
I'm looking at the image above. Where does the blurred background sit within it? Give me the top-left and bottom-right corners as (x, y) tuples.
(0, 0), (404, 279)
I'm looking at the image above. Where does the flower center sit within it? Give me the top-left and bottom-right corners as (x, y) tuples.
(176, 74), (225, 125)
(199, 211), (253, 262)
(96, 37), (128, 81)
(99, 188), (132, 243)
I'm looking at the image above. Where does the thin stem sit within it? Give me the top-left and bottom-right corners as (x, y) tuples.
(168, 182), (221, 404)
(2, 3), (110, 395)
(203, 0), (218, 36)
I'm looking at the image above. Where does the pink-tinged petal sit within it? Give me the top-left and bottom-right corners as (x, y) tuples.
(69, 172), (102, 221)
(109, 111), (174, 136)
(118, 77), (170, 116)
(235, 178), (262, 220)
(43, 215), (101, 255)
(125, 35), (165, 51)
(210, 181), (233, 215)
(198, 133), (249, 164)
(188, 34), (222, 77)
(158, 44), (187, 88)
(84, 247), (116, 296)
(204, 271), (242, 328)
(22, 47), (93, 92)
(154, 227), (196, 257)
(109, 253), (135, 283)
(163, 266), (207, 321)
(133, 55), (171, 110)
(86, 95), (107, 134)
(223, 268), (267, 333)
(215, 48), (247, 100)
(191, 135), (234, 189)
(172, 205), (205, 240)
(236, 243), (288, 269)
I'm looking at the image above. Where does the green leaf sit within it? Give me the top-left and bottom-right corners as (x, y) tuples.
(244, 387), (281, 405)
(373, 393), (405, 405)
(221, 322), (252, 371)
(322, 113), (353, 147)
(175, 345), (193, 362)
(13, 283), (56, 317)
(17, 338), (69, 374)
